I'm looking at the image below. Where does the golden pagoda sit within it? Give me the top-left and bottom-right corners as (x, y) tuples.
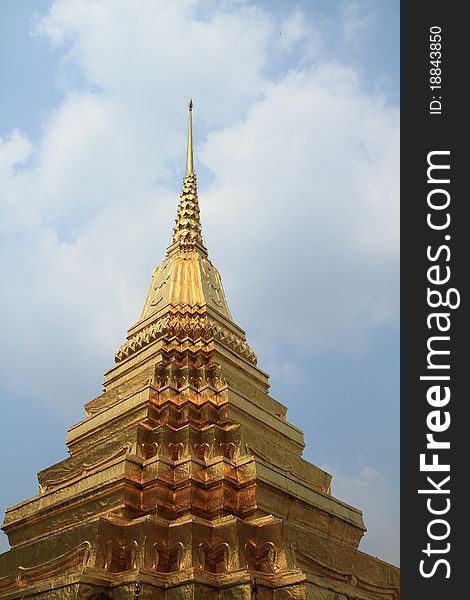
(0, 103), (399, 599)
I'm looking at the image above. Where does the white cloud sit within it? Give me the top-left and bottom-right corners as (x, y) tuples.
(323, 464), (400, 565)
(34, 0), (274, 128)
(341, 1), (375, 47)
(0, 129), (33, 171)
(279, 7), (321, 57)
(0, 130), (39, 234)
(200, 63), (398, 356)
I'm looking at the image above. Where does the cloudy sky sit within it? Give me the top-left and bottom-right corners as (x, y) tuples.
(0, 0), (399, 564)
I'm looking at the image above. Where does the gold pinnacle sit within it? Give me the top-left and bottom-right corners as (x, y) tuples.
(186, 99), (194, 175)
(166, 101), (207, 256)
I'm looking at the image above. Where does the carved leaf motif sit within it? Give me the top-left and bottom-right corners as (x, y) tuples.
(201, 260), (224, 307)
(245, 541), (278, 573)
(150, 262), (174, 308)
(141, 441), (159, 460)
(153, 541), (184, 573)
(103, 539), (138, 572)
(194, 442), (211, 461)
(168, 442), (184, 461)
(198, 542), (231, 573)
(220, 442), (237, 461)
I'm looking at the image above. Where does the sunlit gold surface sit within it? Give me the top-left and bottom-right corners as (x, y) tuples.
(186, 99), (194, 176)
(0, 104), (399, 599)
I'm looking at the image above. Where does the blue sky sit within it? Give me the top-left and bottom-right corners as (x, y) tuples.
(0, 0), (399, 564)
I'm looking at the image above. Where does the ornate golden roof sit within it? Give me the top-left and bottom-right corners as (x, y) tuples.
(0, 102), (399, 600)
(167, 100), (207, 257)
(117, 101), (254, 366)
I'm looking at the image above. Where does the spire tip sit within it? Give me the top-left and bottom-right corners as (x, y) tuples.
(186, 100), (194, 175)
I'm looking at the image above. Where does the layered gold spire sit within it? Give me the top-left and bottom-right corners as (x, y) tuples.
(118, 101), (255, 365)
(167, 100), (207, 257)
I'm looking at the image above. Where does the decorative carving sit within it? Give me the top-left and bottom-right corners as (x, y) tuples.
(38, 443), (132, 492)
(141, 441), (159, 460)
(289, 544), (298, 569)
(201, 259), (225, 308)
(168, 171), (206, 253)
(198, 542), (231, 573)
(103, 540), (138, 573)
(82, 442), (132, 469)
(244, 542), (278, 573)
(169, 442), (184, 461)
(245, 443), (328, 492)
(0, 542), (91, 593)
(149, 261), (174, 309)
(293, 546), (400, 598)
(153, 542), (184, 573)
(220, 441), (237, 461)
(103, 540), (113, 571)
(115, 308), (257, 366)
(194, 442), (211, 461)
(347, 574), (358, 587)
(153, 360), (228, 394)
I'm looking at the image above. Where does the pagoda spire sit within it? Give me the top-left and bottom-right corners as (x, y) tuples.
(186, 98), (194, 175)
(167, 100), (207, 257)
(136, 102), (235, 325)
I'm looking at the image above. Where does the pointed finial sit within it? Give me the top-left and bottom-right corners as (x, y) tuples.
(186, 99), (194, 175)
(166, 102), (207, 257)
